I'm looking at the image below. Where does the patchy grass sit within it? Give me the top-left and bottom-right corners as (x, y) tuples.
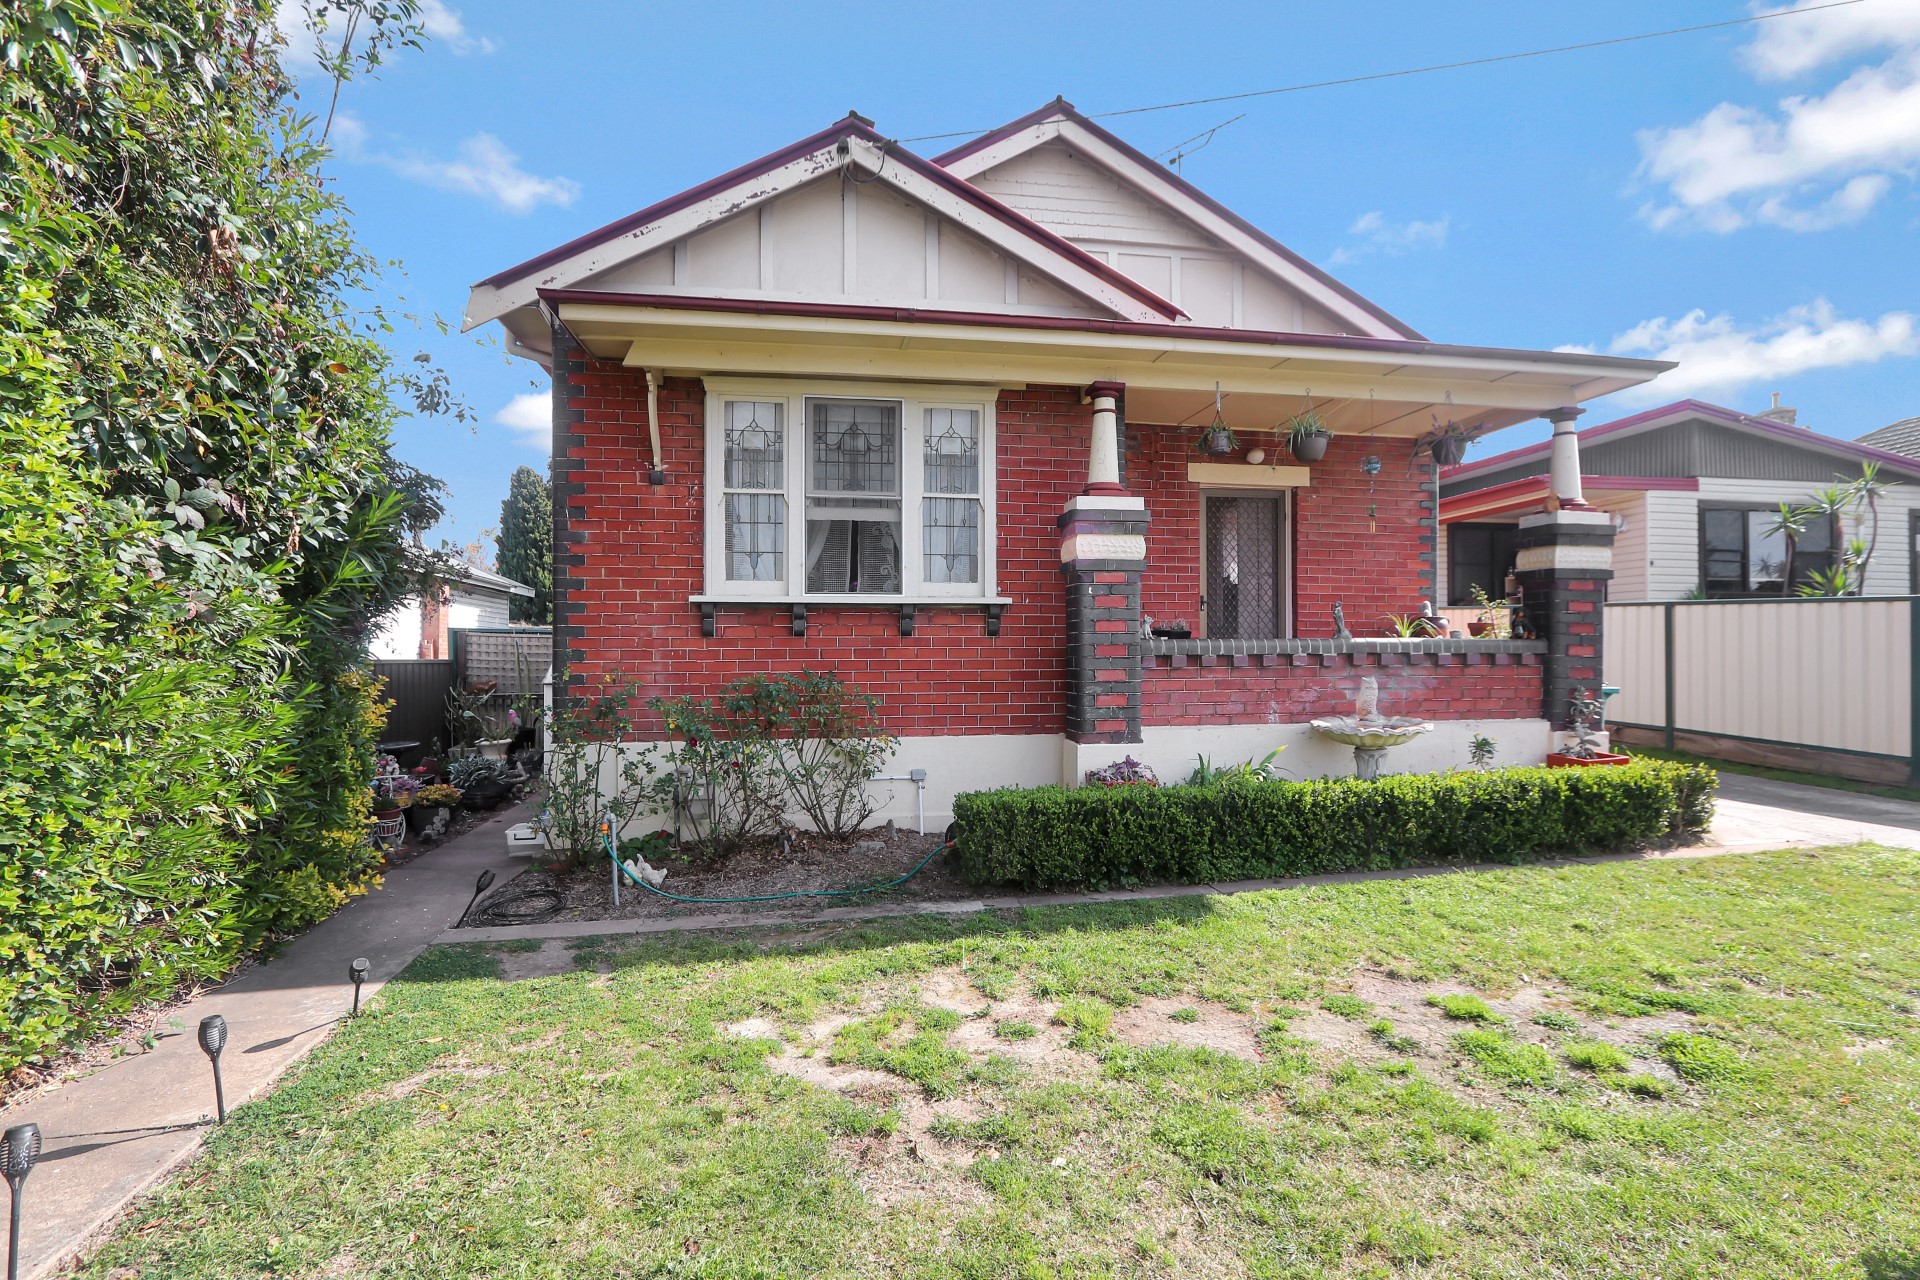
(1427, 993), (1504, 1023)
(1532, 1010), (1580, 1032)
(73, 843), (1920, 1279)
(1454, 1029), (1557, 1086)
(1565, 1039), (1634, 1073)
(1322, 993), (1372, 1019)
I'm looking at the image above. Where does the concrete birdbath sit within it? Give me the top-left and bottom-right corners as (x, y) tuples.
(1310, 677), (1434, 780)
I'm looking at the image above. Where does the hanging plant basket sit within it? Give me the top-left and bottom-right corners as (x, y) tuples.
(1283, 409), (1332, 463)
(1196, 417), (1238, 456)
(1429, 435), (1469, 467)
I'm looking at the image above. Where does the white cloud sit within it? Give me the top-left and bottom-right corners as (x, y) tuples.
(1569, 299), (1919, 401)
(495, 392), (551, 448)
(331, 118), (579, 214)
(1742, 0), (1920, 79)
(1636, 3), (1920, 232)
(1328, 211), (1449, 264)
(386, 133), (580, 214)
(416, 0), (495, 55)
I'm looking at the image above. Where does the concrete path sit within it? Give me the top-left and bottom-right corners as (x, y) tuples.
(0, 803), (530, 1280)
(1711, 772), (1920, 850)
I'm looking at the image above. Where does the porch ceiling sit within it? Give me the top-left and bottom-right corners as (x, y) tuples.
(550, 294), (1672, 440)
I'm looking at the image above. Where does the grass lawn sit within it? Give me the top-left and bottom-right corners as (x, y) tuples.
(81, 845), (1920, 1279)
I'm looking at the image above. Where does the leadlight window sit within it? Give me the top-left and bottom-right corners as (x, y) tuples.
(922, 408), (981, 585)
(722, 401), (784, 582)
(705, 384), (996, 601)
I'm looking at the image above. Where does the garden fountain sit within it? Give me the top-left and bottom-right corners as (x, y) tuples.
(1309, 677), (1434, 780)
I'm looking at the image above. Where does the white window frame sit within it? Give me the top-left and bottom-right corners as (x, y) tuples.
(700, 377), (1002, 604)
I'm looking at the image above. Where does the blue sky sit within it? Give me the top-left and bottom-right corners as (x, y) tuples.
(293, 0), (1920, 552)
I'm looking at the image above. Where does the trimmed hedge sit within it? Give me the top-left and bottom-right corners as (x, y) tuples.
(952, 761), (1717, 891)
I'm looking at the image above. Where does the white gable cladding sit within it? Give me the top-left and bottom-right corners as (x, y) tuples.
(969, 141), (1343, 334)
(576, 175), (1106, 317)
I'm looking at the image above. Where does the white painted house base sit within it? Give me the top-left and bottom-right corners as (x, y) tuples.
(596, 721), (1552, 839)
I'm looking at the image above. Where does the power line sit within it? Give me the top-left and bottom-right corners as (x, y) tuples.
(898, 1), (1867, 144)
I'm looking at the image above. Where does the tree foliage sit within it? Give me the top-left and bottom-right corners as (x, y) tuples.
(495, 465), (552, 623)
(0, 0), (450, 1071)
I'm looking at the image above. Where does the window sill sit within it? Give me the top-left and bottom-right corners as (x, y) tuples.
(689, 594), (1012, 607)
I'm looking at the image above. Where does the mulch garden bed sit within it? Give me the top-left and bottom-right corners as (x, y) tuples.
(488, 824), (967, 923)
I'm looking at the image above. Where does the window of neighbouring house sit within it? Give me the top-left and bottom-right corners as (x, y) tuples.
(703, 381), (997, 601)
(1699, 507), (1837, 596)
(1447, 522), (1519, 606)
(1911, 511), (1919, 594)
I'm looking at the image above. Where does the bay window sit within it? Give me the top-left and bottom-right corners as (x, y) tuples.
(702, 380), (997, 601)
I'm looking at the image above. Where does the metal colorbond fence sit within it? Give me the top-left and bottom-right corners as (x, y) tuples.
(1605, 595), (1918, 784)
(372, 627), (549, 755)
(371, 659), (456, 755)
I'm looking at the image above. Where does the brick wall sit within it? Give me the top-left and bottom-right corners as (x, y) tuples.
(553, 357), (1090, 737)
(1131, 428), (1435, 638)
(1141, 652), (1544, 727)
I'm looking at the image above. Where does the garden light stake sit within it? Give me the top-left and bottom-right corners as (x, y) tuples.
(198, 1015), (228, 1124)
(3, 1123), (41, 1280)
(349, 957), (369, 1017)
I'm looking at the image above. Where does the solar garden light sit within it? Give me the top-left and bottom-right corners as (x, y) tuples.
(3, 1123), (42, 1280)
(198, 1015), (229, 1124)
(349, 957), (370, 1017)
(458, 869), (496, 928)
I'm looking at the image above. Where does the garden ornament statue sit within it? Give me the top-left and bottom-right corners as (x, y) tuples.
(1332, 601), (1352, 641)
(1309, 676), (1434, 780)
(1563, 688), (1608, 760)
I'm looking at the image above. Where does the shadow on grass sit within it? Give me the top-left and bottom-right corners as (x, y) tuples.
(394, 893), (1228, 985)
(1863, 1251), (1920, 1280)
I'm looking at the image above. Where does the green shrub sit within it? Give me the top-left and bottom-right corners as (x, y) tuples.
(951, 762), (1716, 890)
(1532, 1011), (1581, 1032)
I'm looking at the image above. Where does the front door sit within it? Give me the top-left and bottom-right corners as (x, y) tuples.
(1203, 493), (1286, 639)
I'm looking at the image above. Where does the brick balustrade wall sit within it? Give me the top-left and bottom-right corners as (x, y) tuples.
(1141, 652), (1544, 728)
(1131, 428), (1435, 639)
(552, 355), (1090, 738)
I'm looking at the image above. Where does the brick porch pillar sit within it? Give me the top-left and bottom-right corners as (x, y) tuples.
(1061, 382), (1148, 771)
(1514, 509), (1615, 735)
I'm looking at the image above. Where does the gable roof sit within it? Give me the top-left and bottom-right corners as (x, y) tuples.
(934, 99), (1424, 342)
(464, 113), (1185, 336)
(1442, 399), (1920, 490)
(1859, 414), (1920, 459)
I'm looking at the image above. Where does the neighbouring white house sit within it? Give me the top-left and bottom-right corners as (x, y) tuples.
(1440, 398), (1920, 604)
(370, 557), (535, 660)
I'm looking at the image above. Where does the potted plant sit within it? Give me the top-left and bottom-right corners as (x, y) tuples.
(1467, 584), (1510, 639)
(1284, 410), (1332, 463)
(1196, 417), (1238, 457)
(408, 783), (463, 840)
(1427, 422), (1472, 467)
(1546, 690), (1631, 768)
(448, 755), (513, 810)
(1148, 617), (1192, 640)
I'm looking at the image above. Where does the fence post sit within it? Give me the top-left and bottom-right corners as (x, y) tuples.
(1663, 602), (1676, 751)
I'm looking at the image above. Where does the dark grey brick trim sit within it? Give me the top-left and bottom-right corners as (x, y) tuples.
(1145, 637), (1548, 658)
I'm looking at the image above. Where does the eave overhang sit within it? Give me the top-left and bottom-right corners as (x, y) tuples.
(545, 290), (1673, 439)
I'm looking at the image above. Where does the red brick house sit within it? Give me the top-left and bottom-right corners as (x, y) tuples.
(466, 101), (1668, 824)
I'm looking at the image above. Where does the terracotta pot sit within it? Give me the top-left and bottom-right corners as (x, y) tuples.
(1468, 621), (1491, 637)
(371, 806), (403, 822)
(1290, 431), (1330, 463)
(1546, 752), (1632, 768)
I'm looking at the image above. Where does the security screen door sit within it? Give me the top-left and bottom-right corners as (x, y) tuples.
(1203, 494), (1286, 640)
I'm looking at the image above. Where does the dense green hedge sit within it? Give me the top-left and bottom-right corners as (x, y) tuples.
(953, 762), (1718, 891)
(0, 2), (450, 1073)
